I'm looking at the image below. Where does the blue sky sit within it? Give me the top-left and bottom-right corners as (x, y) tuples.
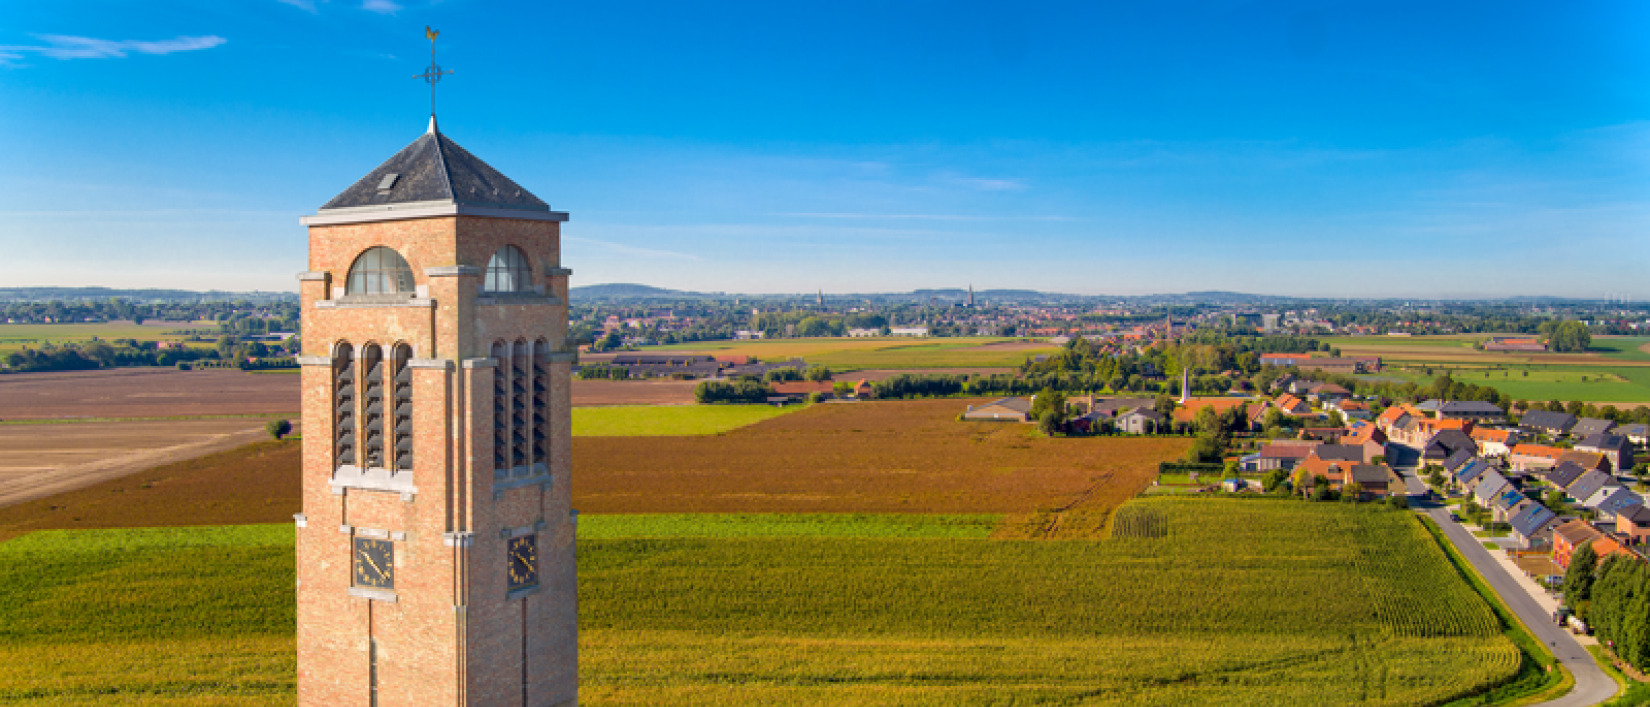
(1, 1), (1646, 298)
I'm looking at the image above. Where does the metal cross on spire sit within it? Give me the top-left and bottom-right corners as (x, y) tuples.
(414, 26), (454, 117)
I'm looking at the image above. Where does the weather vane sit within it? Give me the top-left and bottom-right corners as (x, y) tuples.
(414, 26), (454, 117)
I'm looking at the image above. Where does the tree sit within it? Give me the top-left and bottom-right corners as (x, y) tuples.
(1037, 409), (1063, 437)
(1261, 469), (1286, 492)
(1563, 543), (1599, 613)
(1154, 394), (1177, 419)
(1185, 433), (1224, 463)
(1544, 320), (1593, 353)
(1341, 482), (1364, 502)
(803, 365), (833, 382)
(265, 419), (293, 440)
(1029, 387), (1068, 425)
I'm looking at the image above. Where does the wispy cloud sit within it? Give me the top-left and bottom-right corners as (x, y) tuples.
(0, 34), (226, 61)
(276, 0), (319, 12)
(564, 236), (703, 261)
(952, 176), (1024, 191)
(361, 0), (402, 14)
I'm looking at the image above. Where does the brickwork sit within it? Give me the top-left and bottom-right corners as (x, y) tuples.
(298, 207), (576, 706)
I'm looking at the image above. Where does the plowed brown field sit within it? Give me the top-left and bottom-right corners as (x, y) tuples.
(573, 399), (1190, 514)
(0, 438), (301, 541)
(572, 379), (699, 406)
(0, 368), (299, 420)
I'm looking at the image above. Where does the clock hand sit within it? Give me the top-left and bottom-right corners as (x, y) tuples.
(360, 551), (386, 578)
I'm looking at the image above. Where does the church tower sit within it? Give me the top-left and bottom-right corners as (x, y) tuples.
(293, 115), (577, 707)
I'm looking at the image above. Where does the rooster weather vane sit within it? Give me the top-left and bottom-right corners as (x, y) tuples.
(414, 27), (454, 116)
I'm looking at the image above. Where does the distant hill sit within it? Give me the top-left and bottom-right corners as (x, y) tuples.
(570, 283), (701, 299)
(0, 287), (298, 303)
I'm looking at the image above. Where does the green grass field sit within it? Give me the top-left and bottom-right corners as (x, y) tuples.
(0, 322), (219, 356)
(1, 499), (1538, 706)
(571, 404), (802, 436)
(643, 337), (1057, 370)
(1590, 337), (1650, 363)
(1363, 364), (1650, 402)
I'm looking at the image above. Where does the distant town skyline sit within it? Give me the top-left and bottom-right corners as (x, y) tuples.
(2, 1), (1646, 299)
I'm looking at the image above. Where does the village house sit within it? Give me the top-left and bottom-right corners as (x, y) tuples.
(1376, 404), (1423, 435)
(1472, 469), (1514, 510)
(1115, 408), (1167, 435)
(1565, 469), (1618, 507)
(963, 398), (1032, 422)
(1274, 393), (1312, 416)
(1553, 520), (1634, 570)
(1422, 429), (1478, 464)
(1617, 505), (1650, 546)
(1470, 427), (1522, 457)
(1327, 399), (1371, 419)
(1341, 424), (1390, 463)
(1484, 337), (1547, 352)
(1541, 461), (1589, 492)
(1347, 464), (1400, 498)
(769, 380), (835, 402)
(1297, 381), (1352, 404)
(1577, 433), (1635, 471)
(1509, 503), (1561, 548)
(1451, 458), (1490, 491)
(1254, 442), (1316, 471)
(1509, 443), (1567, 472)
(1561, 450), (1613, 473)
(1617, 423), (1650, 447)
(1519, 410), (1578, 437)
(1430, 400), (1508, 424)
(1584, 486), (1642, 516)
(1570, 417), (1616, 439)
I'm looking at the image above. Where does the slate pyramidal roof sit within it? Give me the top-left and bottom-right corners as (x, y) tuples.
(301, 116), (566, 226)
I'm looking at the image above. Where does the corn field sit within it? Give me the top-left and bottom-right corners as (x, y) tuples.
(580, 498), (1523, 706)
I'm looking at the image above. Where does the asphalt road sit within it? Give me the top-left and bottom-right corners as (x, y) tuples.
(1400, 470), (1618, 706)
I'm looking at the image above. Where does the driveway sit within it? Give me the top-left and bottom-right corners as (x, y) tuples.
(1399, 467), (1618, 706)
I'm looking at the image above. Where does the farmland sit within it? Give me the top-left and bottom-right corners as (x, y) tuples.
(1322, 335), (1650, 404)
(0, 438), (301, 540)
(0, 368), (299, 421)
(579, 500), (1528, 706)
(574, 399), (1190, 513)
(572, 378), (700, 406)
(0, 500), (1533, 706)
(642, 336), (1061, 370)
(0, 524), (295, 706)
(0, 321), (219, 356)
(0, 418), (282, 510)
(572, 404), (802, 436)
(1360, 364), (1650, 403)
(0, 396), (1546, 705)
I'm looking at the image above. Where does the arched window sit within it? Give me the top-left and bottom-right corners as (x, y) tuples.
(347, 247), (416, 295)
(484, 246), (532, 293)
(334, 343), (356, 469)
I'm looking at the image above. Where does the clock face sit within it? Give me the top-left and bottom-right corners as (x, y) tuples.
(507, 535), (538, 590)
(354, 537), (395, 590)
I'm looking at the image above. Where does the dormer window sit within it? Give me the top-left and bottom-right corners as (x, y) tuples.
(347, 247), (416, 295)
(484, 246), (532, 293)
